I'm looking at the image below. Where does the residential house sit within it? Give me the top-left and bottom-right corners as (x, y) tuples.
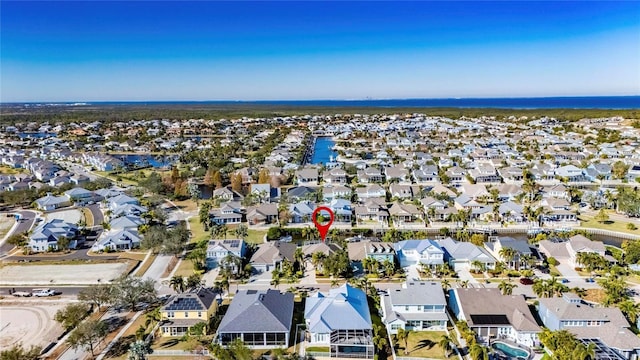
(448, 288), (541, 347)
(92, 229), (141, 251)
(323, 168), (348, 184)
(107, 194), (140, 211)
(347, 240), (396, 263)
(555, 165), (586, 182)
(538, 235), (607, 268)
(288, 201), (316, 223)
(305, 284), (374, 359)
(209, 202), (243, 225)
(64, 187), (95, 205)
(323, 184), (351, 201)
(388, 202), (423, 227)
(328, 198), (353, 223)
(247, 203), (279, 226)
(206, 239), (246, 269)
(354, 198), (389, 226)
(394, 239), (444, 268)
(538, 293), (640, 360)
(484, 237), (533, 269)
(160, 288), (217, 337)
(385, 166), (410, 183)
(543, 184), (570, 201)
(586, 163), (612, 181)
(445, 166), (467, 187)
(217, 289), (294, 348)
(212, 187), (242, 202)
(296, 167), (319, 186)
(34, 193), (70, 211)
(357, 167), (384, 183)
(412, 165), (440, 184)
(389, 184), (414, 200)
(250, 241), (297, 273)
(109, 215), (144, 230)
(287, 186), (316, 201)
(28, 219), (78, 252)
(355, 184), (386, 200)
(381, 281), (448, 334)
(111, 203), (148, 218)
(469, 164), (502, 183)
(436, 238), (496, 271)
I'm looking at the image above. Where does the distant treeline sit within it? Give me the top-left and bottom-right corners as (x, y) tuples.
(0, 104), (639, 124)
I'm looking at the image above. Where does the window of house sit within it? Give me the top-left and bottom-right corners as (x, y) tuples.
(198, 311), (202, 318)
(391, 324), (401, 330)
(168, 312), (174, 318)
(184, 312), (188, 318)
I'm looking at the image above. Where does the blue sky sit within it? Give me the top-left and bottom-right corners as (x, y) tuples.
(1, 1), (639, 102)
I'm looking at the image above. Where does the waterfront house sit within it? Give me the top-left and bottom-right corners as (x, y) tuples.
(305, 284), (374, 359)
(394, 239), (444, 268)
(538, 293), (640, 360)
(484, 237), (533, 269)
(448, 288), (540, 347)
(347, 240), (396, 263)
(436, 237), (496, 271)
(296, 167), (319, 186)
(381, 281), (448, 334)
(323, 184), (351, 201)
(217, 289), (294, 348)
(538, 235), (607, 268)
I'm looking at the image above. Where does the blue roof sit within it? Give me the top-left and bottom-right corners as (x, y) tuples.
(305, 283), (372, 333)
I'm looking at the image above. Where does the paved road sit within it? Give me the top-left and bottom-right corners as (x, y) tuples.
(0, 210), (36, 256)
(87, 204), (104, 227)
(0, 286), (85, 296)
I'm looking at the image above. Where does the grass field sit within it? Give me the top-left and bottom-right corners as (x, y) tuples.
(174, 258), (196, 277)
(247, 229), (266, 244)
(82, 207), (94, 226)
(189, 217), (210, 243)
(134, 252), (157, 277)
(172, 199), (199, 212)
(0, 165), (29, 175)
(580, 214), (640, 236)
(394, 331), (447, 359)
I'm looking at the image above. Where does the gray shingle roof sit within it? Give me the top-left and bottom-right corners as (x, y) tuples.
(218, 289), (294, 333)
(388, 282), (446, 306)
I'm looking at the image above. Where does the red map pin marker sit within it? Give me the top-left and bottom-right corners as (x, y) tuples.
(312, 206), (334, 242)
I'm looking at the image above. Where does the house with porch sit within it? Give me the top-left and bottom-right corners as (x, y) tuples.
(323, 184), (351, 201)
(389, 202), (423, 227)
(209, 202), (243, 225)
(160, 287), (217, 337)
(296, 167), (319, 186)
(305, 284), (374, 359)
(484, 237), (534, 270)
(217, 289), (294, 348)
(354, 198), (389, 226)
(394, 239), (444, 268)
(328, 198), (353, 223)
(347, 240), (396, 263)
(381, 281), (448, 334)
(92, 229), (141, 251)
(247, 203), (279, 226)
(250, 241), (297, 273)
(538, 293), (640, 360)
(448, 288), (540, 347)
(436, 238), (496, 271)
(206, 239), (246, 269)
(357, 167), (384, 183)
(34, 193), (70, 211)
(28, 219), (79, 252)
(323, 168), (348, 184)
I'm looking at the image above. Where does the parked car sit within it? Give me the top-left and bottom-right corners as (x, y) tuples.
(519, 278), (534, 285)
(32, 288), (56, 297)
(561, 278), (570, 284)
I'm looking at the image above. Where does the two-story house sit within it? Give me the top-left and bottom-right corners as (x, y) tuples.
(206, 239), (246, 269)
(381, 281), (448, 334)
(538, 293), (640, 360)
(323, 168), (348, 184)
(347, 240), (396, 264)
(296, 167), (320, 186)
(389, 202), (423, 227)
(394, 239), (444, 268)
(357, 167), (384, 183)
(323, 184), (351, 202)
(160, 287), (217, 337)
(305, 284), (374, 359)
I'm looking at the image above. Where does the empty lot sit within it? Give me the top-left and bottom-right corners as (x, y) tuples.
(0, 304), (64, 351)
(0, 263), (129, 285)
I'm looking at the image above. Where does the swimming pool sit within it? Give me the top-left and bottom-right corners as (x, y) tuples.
(491, 341), (530, 359)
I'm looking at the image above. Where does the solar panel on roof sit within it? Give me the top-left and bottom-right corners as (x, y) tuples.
(470, 314), (510, 325)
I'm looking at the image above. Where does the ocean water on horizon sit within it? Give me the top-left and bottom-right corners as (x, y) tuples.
(9, 96), (640, 109)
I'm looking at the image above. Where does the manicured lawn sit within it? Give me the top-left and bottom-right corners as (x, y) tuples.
(247, 229), (266, 244)
(189, 217), (210, 243)
(174, 258), (196, 277)
(134, 252), (158, 277)
(306, 346), (330, 352)
(394, 331), (448, 359)
(580, 214), (640, 236)
(172, 199), (199, 212)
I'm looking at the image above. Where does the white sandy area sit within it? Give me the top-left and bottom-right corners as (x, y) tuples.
(0, 304), (64, 351)
(0, 263), (128, 285)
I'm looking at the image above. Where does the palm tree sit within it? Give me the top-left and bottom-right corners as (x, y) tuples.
(311, 251), (327, 274)
(469, 343), (489, 360)
(498, 247), (517, 270)
(144, 306), (161, 328)
(458, 280), (469, 288)
(294, 247), (305, 269)
(234, 224), (248, 240)
(169, 275), (185, 293)
(438, 334), (453, 358)
(396, 328), (411, 355)
(470, 260), (485, 274)
(441, 279), (451, 291)
(330, 279), (340, 288)
(498, 280), (517, 295)
(383, 259), (395, 278)
(618, 299), (640, 325)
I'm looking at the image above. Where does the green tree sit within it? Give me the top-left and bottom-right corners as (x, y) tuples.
(468, 343), (488, 360)
(234, 224), (249, 240)
(438, 334), (453, 358)
(396, 328), (411, 355)
(111, 276), (157, 311)
(54, 303), (91, 331)
(66, 319), (108, 356)
(0, 344), (42, 360)
(128, 340), (149, 360)
(595, 208), (610, 223)
(77, 284), (114, 310)
(498, 280), (517, 295)
(170, 275), (186, 293)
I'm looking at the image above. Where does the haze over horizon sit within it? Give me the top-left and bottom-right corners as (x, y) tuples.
(1, 1), (639, 103)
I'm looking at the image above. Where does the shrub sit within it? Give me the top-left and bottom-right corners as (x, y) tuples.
(627, 223), (637, 231)
(547, 257), (559, 266)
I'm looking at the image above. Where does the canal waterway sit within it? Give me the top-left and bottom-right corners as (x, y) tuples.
(310, 137), (338, 165)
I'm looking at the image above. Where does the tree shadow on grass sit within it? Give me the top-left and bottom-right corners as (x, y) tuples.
(160, 338), (181, 348)
(603, 220), (615, 225)
(412, 339), (435, 352)
(106, 334), (136, 357)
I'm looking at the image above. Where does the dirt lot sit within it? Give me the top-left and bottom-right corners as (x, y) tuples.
(0, 303), (64, 351)
(0, 263), (129, 285)
(0, 215), (16, 240)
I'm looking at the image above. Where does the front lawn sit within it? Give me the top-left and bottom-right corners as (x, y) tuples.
(189, 217), (209, 243)
(246, 229), (266, 244)
(394, 331), (448, 359)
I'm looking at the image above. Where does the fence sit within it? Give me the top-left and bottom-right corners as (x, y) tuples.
(149, 349), (210, 357)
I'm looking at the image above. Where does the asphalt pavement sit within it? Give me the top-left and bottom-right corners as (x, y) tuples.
(0, 210), (36, 256)
(87, 204), (104, 227)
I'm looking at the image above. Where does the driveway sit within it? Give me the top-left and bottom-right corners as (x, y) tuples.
(87, 204), (104, 227)
(404, 265), (421, 281)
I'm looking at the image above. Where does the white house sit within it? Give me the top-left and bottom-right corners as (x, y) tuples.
(381, 281), (448, 334)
